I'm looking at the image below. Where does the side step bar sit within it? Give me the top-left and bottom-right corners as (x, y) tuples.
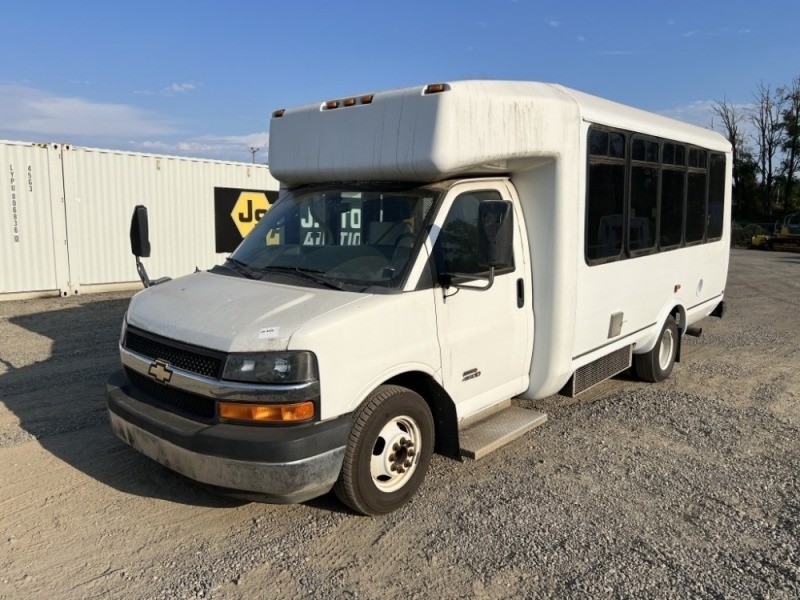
(459, 405), (548, 460)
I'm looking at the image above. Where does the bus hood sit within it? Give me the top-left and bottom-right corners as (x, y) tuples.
(125, 271), (364, 352)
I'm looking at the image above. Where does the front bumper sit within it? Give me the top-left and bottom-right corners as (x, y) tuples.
(106, 370), (350, 503)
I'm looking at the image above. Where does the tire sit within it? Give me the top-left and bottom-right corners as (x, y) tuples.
(634, 315), (678, 383)
(334, 385), (434, 516)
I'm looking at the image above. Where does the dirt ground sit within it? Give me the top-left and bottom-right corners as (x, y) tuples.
(1, 249), (798, 599)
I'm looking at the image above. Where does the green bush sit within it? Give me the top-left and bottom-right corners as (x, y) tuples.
(731, 222), (769, 248)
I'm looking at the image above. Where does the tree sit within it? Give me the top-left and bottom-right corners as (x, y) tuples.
(735, 147), (761, 220)
(778, 76), (800, 213)
(748, 82), (785, 215)
(711, 97), (745, 211)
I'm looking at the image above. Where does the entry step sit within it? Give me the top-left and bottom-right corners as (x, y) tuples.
(459, 407), (548, 460)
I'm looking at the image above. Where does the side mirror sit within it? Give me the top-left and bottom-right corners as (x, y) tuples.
(129, 205), (170, 288)
(130, 205), (151, 258)
(477, 200), (514, 269)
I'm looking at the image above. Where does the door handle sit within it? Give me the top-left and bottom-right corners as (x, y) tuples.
(517, 278), (524, 308)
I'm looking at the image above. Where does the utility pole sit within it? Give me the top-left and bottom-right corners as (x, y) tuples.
(250, 147), (260, 164)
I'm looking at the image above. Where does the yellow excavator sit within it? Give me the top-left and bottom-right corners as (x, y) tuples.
(752, 211), (800, 252)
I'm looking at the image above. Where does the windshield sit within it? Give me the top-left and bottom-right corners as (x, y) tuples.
(229, 184), (440, 291)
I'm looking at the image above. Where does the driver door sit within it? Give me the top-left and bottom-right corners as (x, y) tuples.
(430, 181), (533, 419)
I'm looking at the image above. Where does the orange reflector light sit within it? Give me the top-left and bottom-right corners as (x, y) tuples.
(424, 83), (448, 94)
(325, 100), (340, 109)
(343, 97), (356, 107)
(219, 401), (315, 423)
(359, 94), (374, 104)
(272, 109), (285, 118)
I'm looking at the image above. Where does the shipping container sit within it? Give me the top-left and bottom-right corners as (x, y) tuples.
(0, 142), (69, 296)
(0, 140), (279, 300)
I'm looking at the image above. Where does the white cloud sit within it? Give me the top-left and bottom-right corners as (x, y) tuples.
(134, 81), (201, 97)
(683, 30), (698, 37)
(658, 99), (717, 128)
(167, 82), (196, 94)
(0, 84), (177, 138)
(658, 99), (758, 145)
(131, 132), (270, 162)
(577, 35), (585, 43)
(547, 19), (561, 28)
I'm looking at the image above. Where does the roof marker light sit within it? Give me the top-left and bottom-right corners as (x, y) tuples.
(325, 100), (340, 110)
(343, 97), (357, 107)
(359, 94), (374, 104)
(272, 109), (285, 118)
(424, 83), (449, 95)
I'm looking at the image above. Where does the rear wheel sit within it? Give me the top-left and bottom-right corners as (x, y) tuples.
(634, 315), (678, 383)
(334, 385), (434, 516)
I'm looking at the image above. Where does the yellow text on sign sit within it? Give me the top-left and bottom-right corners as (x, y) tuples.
(231, 192), (271, 238)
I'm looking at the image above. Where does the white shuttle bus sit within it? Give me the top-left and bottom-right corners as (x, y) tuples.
(107, 81), (731, 515)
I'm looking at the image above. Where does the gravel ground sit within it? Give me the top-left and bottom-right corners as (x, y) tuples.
(0, 248), (798, 599)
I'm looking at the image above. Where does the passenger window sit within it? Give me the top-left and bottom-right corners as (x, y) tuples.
(609, 133), (626, 158)
(590, 130), (608, 156)
(629, 166), (657, 253)
(660, 169), (685, 248)
(586, 163), (626, 261)
(707, 153), (725, 240)
(434, 190), (508, 276)
(685, 172), (707, 243)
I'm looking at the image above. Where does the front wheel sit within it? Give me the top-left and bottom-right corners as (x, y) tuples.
(634, 315), (678, 383)
(334, 385), (434, 516)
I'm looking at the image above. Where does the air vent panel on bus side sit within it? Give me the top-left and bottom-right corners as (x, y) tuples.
(563, 345), (632, 397)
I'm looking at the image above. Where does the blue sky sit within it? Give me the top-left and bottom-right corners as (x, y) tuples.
(1, 0), (798, 163)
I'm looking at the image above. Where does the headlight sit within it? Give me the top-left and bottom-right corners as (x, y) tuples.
(222, 351), (318, 384)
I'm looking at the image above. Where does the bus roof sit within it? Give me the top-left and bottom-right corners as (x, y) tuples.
(268, 80), (730, 186)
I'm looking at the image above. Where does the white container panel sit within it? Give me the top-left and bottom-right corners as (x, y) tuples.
(62, 146), (279, 287)
(0, 141), (68, 295)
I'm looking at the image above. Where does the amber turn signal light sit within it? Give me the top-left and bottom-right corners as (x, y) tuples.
(219, 401), (315, 423)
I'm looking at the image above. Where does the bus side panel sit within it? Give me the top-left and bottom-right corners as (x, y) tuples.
(573, 240), (729, 360)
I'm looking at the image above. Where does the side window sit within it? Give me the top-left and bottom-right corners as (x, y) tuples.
(660, 152), (685, 249)
(587, 128), (626, 263)
(707, 153), (725, 240)
(685, 171), (707, 244)
(434, 190), (506, 276)
(587, 126), (726, 263)
(629, 135), (659, 254)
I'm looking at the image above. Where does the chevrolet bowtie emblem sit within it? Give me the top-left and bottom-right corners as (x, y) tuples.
(148, 359), (173, 384)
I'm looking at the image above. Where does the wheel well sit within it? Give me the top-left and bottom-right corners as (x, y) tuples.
(671, 305), (686, 331)
(385, 371), (460, 458)
(670, 305), (686, 363)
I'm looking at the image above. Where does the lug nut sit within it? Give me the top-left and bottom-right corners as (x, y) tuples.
(393, 443), (400, 452)
(389, 453), (396, 462)
(404, 460), (411, 468)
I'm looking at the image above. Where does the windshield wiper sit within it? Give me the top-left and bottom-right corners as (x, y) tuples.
(260, 266), (345, 290)
(224, 258), (262, 280)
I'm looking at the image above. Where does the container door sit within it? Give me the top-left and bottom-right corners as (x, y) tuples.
(430, 181), (532, 418)
(0, 142), (71, 296)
